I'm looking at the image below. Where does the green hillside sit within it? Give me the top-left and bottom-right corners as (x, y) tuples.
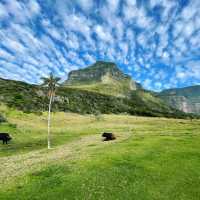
(64, 78), (132, 97)
(0, 77), (193, 118)
(1, 108), (200, 200)
(0, 61), (197, 118)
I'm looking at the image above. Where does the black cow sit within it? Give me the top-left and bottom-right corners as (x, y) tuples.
(0, 133), (12, 144)
(102, 132), (116, 141)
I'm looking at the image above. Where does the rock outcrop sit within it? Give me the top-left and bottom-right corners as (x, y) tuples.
(64, 61), (142, 90)
(158, 85), (200, 114)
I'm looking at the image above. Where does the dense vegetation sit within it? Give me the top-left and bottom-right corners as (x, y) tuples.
(0, 78), (198, 119)
(0, 78), (45, 113)
(0, 107), (200, 199)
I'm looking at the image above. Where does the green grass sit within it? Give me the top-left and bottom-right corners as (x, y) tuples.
(0, 106), (200, 200)
(0, 106), (103, 156)
(65, 78), (132, 97)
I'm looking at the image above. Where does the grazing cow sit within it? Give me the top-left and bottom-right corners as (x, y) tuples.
(0, 133), (12, 144)
(102, 132), (116, 141)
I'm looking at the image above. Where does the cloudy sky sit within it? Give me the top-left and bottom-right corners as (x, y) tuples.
(0, 0), (199, 91)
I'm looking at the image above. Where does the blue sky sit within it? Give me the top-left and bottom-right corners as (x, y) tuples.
(0, 0), (199, 91)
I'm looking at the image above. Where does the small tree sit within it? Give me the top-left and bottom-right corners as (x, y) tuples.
(41, 73), (61, 149)
(0, 113), (6, 123)
(93, 110), (103, 121)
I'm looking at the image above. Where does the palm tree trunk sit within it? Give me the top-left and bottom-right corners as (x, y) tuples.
(47, 92), (53, 149)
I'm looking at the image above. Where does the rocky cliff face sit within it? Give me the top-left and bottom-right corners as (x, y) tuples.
(64, 61), (142, 90)
(158, 85), (200, 114)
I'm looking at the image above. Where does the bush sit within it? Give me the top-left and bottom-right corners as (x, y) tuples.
(0, 113), (7, 123)
(8, 123), (17, 128)
(93, 110), (104, 121)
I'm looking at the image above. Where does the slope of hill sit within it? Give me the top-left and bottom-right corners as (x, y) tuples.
(0, 61), (197, 118)
(0, 77), (179, 117)
(158, 85), (200, 114)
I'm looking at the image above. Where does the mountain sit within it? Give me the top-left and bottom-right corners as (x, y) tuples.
(0, 62), (197, 118)
(158, 85), (200, 114)
(64, 61), (142, 97)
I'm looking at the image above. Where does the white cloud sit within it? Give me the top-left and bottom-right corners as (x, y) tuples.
(83, 53), (96, 63)
(107, 0), (120, 13)
(175, 61), (200, 82)
(189, 32), (200, 47)
(2, 37), (27, 54)
(123, 3), (138, 21)
(137, 32), (147, 47)
(126, 0), (137, 6)
(5, 0), (40, 24)
(6, 0), (26, 23)
(94, 25), (113, 43)
(143, 79), (152, 89)
(173, 20), (184, 38)
(181, 0), (199, 21)
(126, 28), (135, 41)
(150, 0), (177, 22)
(42, 19), (62, 40)
(28, 0), (41, 16)
(0, 49), (14, 61)
(63, 13), (93, 45)
(150, 0), (162, 8)
(76, 0), (93, 11)
(65, 32), (80, 50)
(0, 2), (8, 20)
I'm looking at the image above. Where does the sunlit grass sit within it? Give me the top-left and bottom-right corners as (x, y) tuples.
(0, 105), (200, 199)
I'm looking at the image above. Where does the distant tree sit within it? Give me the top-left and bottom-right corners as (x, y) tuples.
(0, 113), (6, 123)
(41, 73), (61, 149)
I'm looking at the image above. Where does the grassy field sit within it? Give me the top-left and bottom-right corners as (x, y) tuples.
(0, 106), (200, 200)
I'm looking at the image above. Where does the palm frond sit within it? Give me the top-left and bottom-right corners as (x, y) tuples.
(40, 73), (61, 90)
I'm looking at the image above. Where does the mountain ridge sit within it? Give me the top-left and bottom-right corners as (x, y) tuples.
(0, 61), (198, 118)
(158, 85), (200, 114)
(64, 61), (142, 97)
(65, 61), (131, 84)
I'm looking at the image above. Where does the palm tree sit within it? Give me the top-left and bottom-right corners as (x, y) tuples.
(41, 73), (61, 149)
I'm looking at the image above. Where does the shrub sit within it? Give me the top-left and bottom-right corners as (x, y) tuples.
(0, 113), (7, 123)
(93, 110), (104, 121)
(8, 123), (17, 128)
